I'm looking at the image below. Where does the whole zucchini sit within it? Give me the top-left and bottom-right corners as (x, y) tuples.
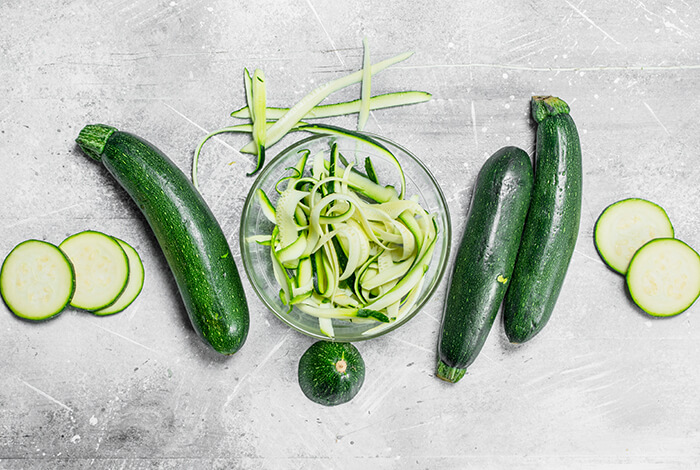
(437, 146), (533, 382)
(503, 96), (582, 343)
(76, 124), (249, 355)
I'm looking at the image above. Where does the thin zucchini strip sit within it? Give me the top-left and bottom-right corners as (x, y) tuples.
(250, 68), (267, 175)
(358, 37), (372, 131)
(230, 91), (432, 120)
(239, 51), (414, 154)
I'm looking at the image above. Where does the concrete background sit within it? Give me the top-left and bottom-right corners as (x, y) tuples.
(1, 1), (699, 468)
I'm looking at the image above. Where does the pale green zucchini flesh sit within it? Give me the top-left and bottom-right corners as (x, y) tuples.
(59, 231), (130, 311)
(626, 238), (700, 317)
(595, 198), (674, 275)
(0, 240), (75, 321)
(94, 238), (145, 316)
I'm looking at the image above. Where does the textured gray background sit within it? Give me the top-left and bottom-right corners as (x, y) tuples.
(1, 1), (699, 469)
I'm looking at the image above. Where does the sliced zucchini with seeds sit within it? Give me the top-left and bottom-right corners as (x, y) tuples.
(59, 231), (129, 311)
(0, 240), (75, 321)
(626, 238), (700, 317)
(595, 198), (674, 275)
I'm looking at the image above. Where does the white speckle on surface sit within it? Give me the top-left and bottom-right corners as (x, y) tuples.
(70, 435), (80, 444)
(502, 73), (508, 79)
(89, 416), (98, 426)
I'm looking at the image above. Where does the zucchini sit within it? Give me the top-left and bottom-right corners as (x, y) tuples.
(59, 231), (130, 311)
(626, 238), (700, 317)
(297, 340), (365, 406)
(0, 240), (75, 321)
(503, 96), (582, 343)
(75, 124), (249, 355)
(436, 147), (533, 383)
(93, 238), (145, 316)
(594, 198), (674, 275)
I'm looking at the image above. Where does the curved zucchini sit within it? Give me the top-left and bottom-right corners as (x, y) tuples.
(503, 96), (582, 343)
(75, 124), (249, 355)
(437, 147), (533, 382)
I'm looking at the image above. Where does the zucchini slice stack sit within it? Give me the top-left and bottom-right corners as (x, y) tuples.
(595, 198), (700, 317)
(1, 231), (144, 321)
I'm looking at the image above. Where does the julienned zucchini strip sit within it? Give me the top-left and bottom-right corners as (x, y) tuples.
(229, 91), (432, 120)
(357, 37), (372, 131)
(238, 51), (414, 155)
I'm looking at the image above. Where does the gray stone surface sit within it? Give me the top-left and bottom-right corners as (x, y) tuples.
(1, 1), (699, 468)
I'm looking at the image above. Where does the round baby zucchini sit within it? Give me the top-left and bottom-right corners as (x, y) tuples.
(0, 240), (75, 321)
(75, 124), (249, 355)
(503, 96), (582, 344)
(298, 341), (365, 406)
(59, 230), (129, 311)
(594, 198), (674, 275)
(626, 238), (700, 317)
(437, 146), (533, 383)
(94, 238), (145, 316)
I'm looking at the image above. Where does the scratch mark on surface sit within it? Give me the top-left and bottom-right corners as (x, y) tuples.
(574, 249), (608, 267)
(566, 1), (622, 45)
(385, 416), (441, 434)
(224, 333), (289, 406)
(402, 63), (700, 73)
(386, 335), (433, 354)
(161, 101), (240, 153)
(89, 322), (160, 354)
(18, 378), (74, 413)
(362, 371), (409, 415)
(642, 101), (671, 135)
(5, 203), (86, 229)
(561, 360), (607, 375)
(305, 0), (345, 67)
(630, 0), (692, 39)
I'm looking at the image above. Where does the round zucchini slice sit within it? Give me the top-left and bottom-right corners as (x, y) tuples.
(0, 240), (75, 321)
(626, 238), (700, 317)
(594, 198), (674, 275)
(59, 231), (129, 311)
(93, 238), (144, 315)
(298, 341), (365, 406)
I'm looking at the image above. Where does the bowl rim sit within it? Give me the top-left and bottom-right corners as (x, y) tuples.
(239, 131), (452, 342)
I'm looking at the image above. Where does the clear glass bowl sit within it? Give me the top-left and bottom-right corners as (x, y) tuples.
(240, 133), (451, 342)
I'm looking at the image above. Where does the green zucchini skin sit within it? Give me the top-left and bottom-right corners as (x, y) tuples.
(436, 146), (533, 382)
(298, 341), (365, 406)
(503, 96), (582, 344)
(76, 125), (249, 355)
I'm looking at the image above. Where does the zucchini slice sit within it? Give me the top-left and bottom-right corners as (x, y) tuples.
(626, 238), (700, 317)
(59, 231), (129, 311)
(0, 240), (75, 321)
(595, 198), (674, 275)
(93, 238), (144, 316)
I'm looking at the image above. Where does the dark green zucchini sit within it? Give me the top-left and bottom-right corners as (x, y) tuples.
(503, 96), (582, 343)
(436, 146), (533, 383)
(75, 124), (249, 355)
(298, 341), (365, 406)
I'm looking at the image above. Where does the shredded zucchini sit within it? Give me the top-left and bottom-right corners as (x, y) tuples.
(258, 137), (439, 338)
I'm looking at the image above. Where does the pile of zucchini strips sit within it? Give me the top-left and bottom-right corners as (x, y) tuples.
(253, 132), (439, 339)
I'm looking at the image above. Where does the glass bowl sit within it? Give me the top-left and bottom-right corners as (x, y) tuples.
(240, 133), (451, 342)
